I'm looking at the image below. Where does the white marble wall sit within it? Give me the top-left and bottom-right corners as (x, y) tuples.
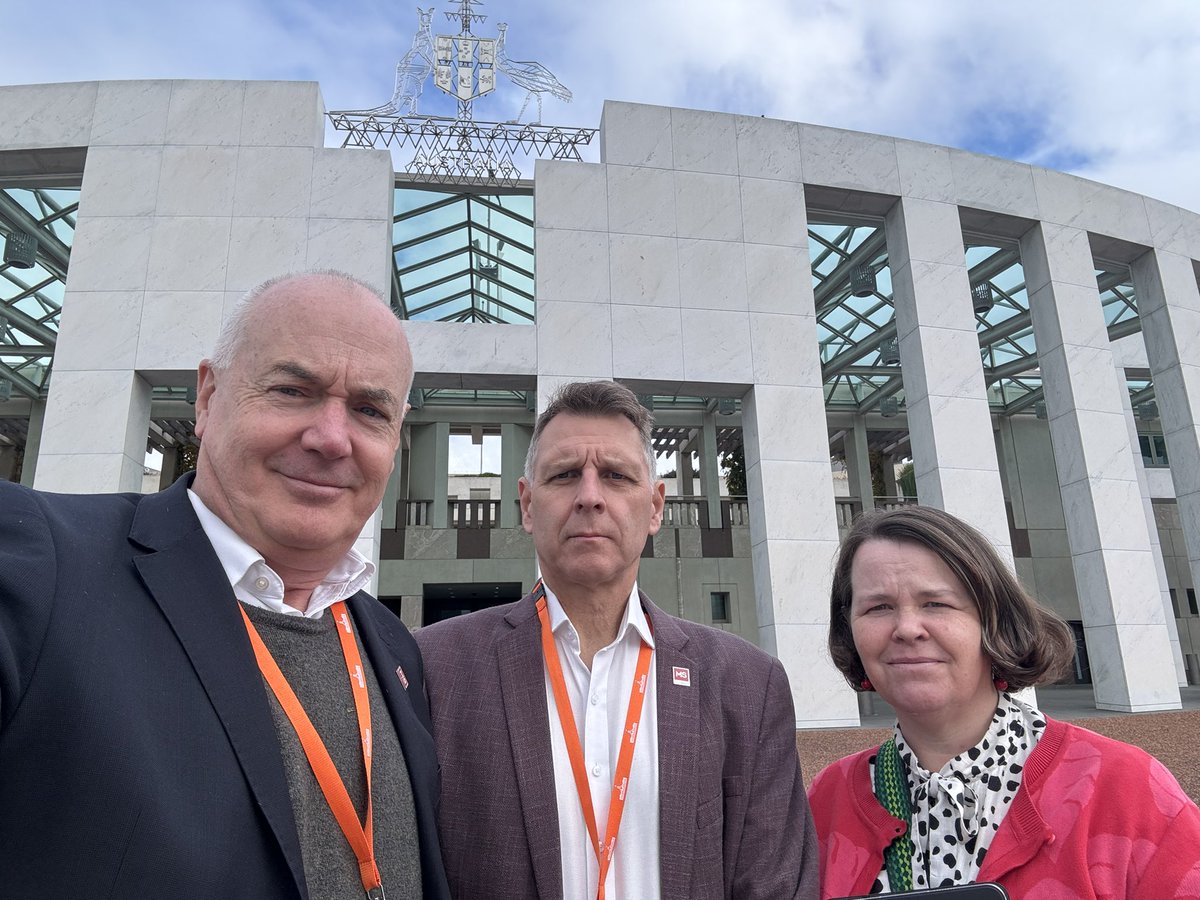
(15, 84), (1200, 716)
(1021, 222), (1180, 711)
(533, 103), (855, 727)
(1, 80), (395, 578)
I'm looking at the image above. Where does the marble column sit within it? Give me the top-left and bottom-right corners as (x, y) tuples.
(0, 444), (17, 481)
(885, 197), (1011, 554)
(33, 371), (151, 492)
(843, 416), (874, 512)
(744, 383), (853, 727)
(700, 412), (723, 525)
(1020, 222), (1179, 711)
(677, 448), (695, 496)
(500, 422), (531, 529)
(432, 421), (451, 529)
(1116, 369), (1187, 684)
(19, 399), (45, 487)
(1132, 246), (1200, 680)
(157, 445), (178, 491)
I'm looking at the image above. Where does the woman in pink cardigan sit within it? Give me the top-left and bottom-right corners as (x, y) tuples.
(808, 506), (1200, 899)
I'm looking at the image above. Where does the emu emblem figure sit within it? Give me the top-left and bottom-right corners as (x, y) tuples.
(495, 22), (571, 124)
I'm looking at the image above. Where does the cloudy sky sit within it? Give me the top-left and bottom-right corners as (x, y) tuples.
(5, 0), (1198, 472)
(5, 0), (1199, 210)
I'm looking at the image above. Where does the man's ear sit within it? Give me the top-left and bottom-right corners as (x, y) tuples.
(193, 360), (217, 439)
(518, 477), (534, 534)
(648, 479), (666, 535)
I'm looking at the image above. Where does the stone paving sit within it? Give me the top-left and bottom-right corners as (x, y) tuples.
(796, 685), (1200, 804)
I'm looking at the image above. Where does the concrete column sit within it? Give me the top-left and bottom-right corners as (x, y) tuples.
(432, 421), (451, 529)
(34, 371), (151, 492)
(20, 398), (46, 487)
(700, 412), (722, 525)
(677, 448), (695, 496)
(881, 453), (900, 499)
(1133, 246), (1200, 682)
(157, 446), (178, 491)
(501, 422), (531, 528)
(0, 444), (17, 481)
(1020, 222), (1179, 711)
(843, 416), (874, 511)
(1117, 371), (1187, 685)
(885, 197), (1011, 554)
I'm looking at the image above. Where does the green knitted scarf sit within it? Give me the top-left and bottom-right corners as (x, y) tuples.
(874, 737), (915, 891)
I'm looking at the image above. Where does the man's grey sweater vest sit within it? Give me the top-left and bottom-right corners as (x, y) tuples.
(242, 602), (421, 900)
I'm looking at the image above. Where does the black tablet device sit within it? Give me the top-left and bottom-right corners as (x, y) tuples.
(834, 883), (1009, 900)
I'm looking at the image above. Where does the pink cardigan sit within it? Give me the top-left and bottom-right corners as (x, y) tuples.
(808, 717), (1200, 899)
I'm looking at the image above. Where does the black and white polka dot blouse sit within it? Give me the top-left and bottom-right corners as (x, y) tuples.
(868, 692), (1047, 893)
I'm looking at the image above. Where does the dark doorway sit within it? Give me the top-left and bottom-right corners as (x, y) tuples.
(422, 582), (525, 625)
(1068, 620), (1091, 684)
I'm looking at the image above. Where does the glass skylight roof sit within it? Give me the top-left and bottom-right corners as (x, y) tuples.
(392, 185), (535, 323)
(0, 186), (77, 397)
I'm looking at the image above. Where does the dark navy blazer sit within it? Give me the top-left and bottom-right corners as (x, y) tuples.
(0, 475), (450, 900)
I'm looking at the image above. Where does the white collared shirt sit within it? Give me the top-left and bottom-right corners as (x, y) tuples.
(542, 583), (661, 900)
(187, 489), (375, 619)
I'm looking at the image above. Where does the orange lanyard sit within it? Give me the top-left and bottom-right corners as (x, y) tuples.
(535, 585), (653, 900)
(239, 600), (385, 900)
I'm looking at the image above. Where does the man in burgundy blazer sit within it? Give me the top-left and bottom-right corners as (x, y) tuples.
(416, 380), (819, 899)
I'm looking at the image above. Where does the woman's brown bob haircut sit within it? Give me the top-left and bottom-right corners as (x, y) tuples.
(828, 505), (1075, 691)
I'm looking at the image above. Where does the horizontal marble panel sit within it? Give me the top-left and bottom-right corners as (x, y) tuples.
(32, 451), (145, 494)
(233, 147), (314, 218)
(80, 146), (163, 217)
(740, 177), (807, 248)
(304, 218), (391, 293)
(1032, 167), (1151, 245)
(405, 321), (536, 377)
(679, 307), (753, 382)
(90, 80), (172, 146)
(675, 171), (743, 241)
(156, 145), (239, 216)
(610, 304), (684, 380)
(310, 148), (394, 220)
(136, 291), (225, 371)
(600, 101), (672, 168)
(53, 291), (144, 371)
(0, 81), (97, 149)
(146, 216), (232, 292)
(749, 312), (822, 386)
(240, 81), (324, 148)
(745, 243), (812, 315)
(894, 139), (954, 203)
(800, 124), (900, 196)
(677, 239), (747, 311)
(609, 233), (680, 308)
(66, 216), (156, 291)
(735, 115), (802, 181)
(226, 217), (309, 291)
(535, 228), (610, 303)
(164, 80), (246, 146)
(949, 148), (1038, 219)
(671, 107), (739, 175)
(534, 300), (614, 378)
(532, 160), (609, 232)
(606, 164), (677, 236)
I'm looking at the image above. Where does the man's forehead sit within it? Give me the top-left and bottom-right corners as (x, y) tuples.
(536, 414), (647, 463)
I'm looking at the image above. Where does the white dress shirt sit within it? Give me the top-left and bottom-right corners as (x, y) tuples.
(542, 583), (661, 900)
(187, 489), (375, 619)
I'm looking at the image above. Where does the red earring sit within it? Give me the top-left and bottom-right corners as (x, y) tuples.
(860, 678), (874, 692)
(994, 676), (1009, 692)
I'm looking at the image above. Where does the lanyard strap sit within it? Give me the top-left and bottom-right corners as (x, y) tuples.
(240, 601), (384, 900)
(874, 737), (915, 891)
(535, 585), (653, 900)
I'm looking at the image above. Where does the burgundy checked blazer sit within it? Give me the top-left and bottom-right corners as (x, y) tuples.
(416, 590), (820, 900)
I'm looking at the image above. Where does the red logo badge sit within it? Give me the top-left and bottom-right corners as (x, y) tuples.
(672, 666), (691, 687)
